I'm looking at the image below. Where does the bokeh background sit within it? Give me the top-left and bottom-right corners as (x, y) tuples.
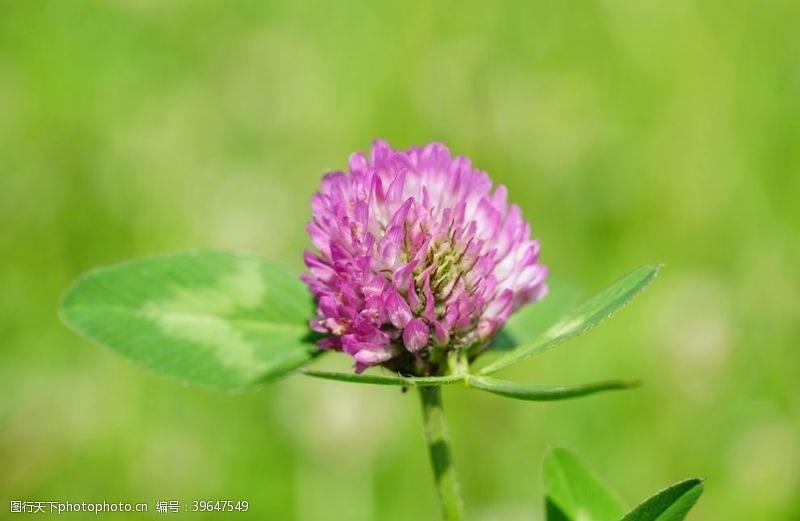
(2, 1), (799, 519)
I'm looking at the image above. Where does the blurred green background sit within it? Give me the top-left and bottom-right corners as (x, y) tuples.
(1, 1), (798, 519)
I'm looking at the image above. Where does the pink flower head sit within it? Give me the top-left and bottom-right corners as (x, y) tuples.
(302, 141), (548, 375)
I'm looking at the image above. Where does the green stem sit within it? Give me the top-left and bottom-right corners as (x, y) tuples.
(418, 385), (466, 521)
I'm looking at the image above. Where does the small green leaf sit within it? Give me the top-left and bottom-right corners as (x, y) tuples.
(491, 277), (580, 350)
(479, 265), (660, 375)
(621, 479), (704, 521)
(545, 496), (572, 521)
(59, 251), (320, 390)
(467, 376), (638, 401)
(543, 447), (626, 521)
(301, 369), (464, 387)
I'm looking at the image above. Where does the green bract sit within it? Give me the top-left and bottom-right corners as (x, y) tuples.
(479, 264), (661, 375)
(59, 251), (660, 399)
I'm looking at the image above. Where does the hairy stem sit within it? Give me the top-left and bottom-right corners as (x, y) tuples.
(418, 386), (465, 521)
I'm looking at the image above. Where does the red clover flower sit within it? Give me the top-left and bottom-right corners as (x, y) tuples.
(303, 141), (548, 375)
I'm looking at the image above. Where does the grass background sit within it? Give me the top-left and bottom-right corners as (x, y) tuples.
(1, 1), (798, 519)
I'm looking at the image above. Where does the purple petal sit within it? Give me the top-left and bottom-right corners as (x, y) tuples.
(385, 287), (413, 328)
(403, 319), (429, 353)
